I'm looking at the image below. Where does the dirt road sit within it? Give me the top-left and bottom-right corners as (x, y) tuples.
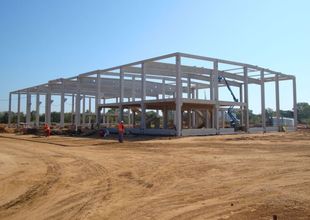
(0, 131), (310, 220)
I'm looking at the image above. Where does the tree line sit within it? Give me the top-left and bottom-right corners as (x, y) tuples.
(0, 102), (310, 125)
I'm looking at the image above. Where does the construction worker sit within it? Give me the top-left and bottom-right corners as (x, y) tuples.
(44, 123), (51, 137)
(118, 120), (125, 143)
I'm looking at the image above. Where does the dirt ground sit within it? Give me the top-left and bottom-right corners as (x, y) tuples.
(0, 130), (310, 220)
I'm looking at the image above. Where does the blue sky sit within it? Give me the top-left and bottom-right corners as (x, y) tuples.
(0, 0), (309, 113)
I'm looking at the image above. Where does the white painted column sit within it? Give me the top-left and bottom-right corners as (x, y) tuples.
(88, 97), (92, 124)
(260, 70), (266, 132)
(36, 93), (40, 127)
(275, 74), (280, 129)
(26, 92), (31, 125)
(293, 77), (297, 129)
(8, 93), (12, 127)
(17, 92), (21, 127)
(141, 63), (146, 130)
(175, 55), (182, 136)
(244, 67), (249, 132)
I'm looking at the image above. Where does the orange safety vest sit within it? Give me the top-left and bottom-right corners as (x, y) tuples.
(118, 123), (124, 133)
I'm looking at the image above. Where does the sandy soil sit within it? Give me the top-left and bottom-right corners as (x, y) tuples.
(0, 130), (310, 220)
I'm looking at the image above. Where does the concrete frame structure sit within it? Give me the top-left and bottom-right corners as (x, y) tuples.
(8, 52), (297, 136)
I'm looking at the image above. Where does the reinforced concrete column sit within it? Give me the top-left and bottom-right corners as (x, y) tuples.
(82, 94), (86, 126)
(162, 79), (166, 99)
(187, 78), (191, 99)
(244, 67), (249, 132)
(8, 93), (12, 127)
(71, 94), (75, 124)
(102, 98), (106, 124)
(221, 110), (225, 128)
(95, 73), (101, 124)
(239, 84), (244, 126)
(60, 91), (65, 128)
(45, 90), (51, 125)
(293, 77), (297, 129)
(119, 67), (124, 122)
(75, 77), (81, 127)
(260, 70), (266, 132)
(132, 76), (136, 102)
(175, 54), (183, 136)
(163, 106), (168, 129)
(213, 61), (219, 133)
(275, 74), (280, 130)
(36, 93), (40, 127)
(141, 63), (146, 130)
(26, 91), (31, 125)
(17, 93), (21, 127)
(192, 88), (196, 128)
(89, 97), (92, 124)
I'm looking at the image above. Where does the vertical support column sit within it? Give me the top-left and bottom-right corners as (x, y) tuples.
(175, 54), (182, 136)
(17, 92), (21, 127)
(162, 79), (166, 99)
(132, 76), (136, 102)
(191, 88), (196, 128)
(8, 93), (12, 127)
(60, 81), (65, 128)
(244, 67), (249, 132)
(221, 110), (225, 128)
(128, 108), (131, 126)
(71, 94), (75, 124)
(82, 94), (86, 126)
(45, 90), (51, 125)
(26, 91), (31, 125)
(119, 67), (124, 121)
(275, 74), (280, 130)
(88, 97), (92, 124)
(213, 61), (219, 133)
(141, 63), (146, 130)
(260, 70), (266, 132)
(102, 98), (106, 124)
(75, 77), (81, 127)
(36, 93), (40, 127)
(95, 73), (101, 124)
(163, 106), (168, 129)
(60, 93), (65, 128)
(187, 78), (191, 99)
(188, 110), (191, 129)
(239, 84), (244, 126)
(206, 109), (210, 128)
(293, 77), (297, 129)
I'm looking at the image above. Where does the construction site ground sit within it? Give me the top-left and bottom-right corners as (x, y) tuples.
(0, 130), (310, 220)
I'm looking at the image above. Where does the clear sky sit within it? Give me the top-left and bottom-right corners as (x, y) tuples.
(0, 0), (309, 113)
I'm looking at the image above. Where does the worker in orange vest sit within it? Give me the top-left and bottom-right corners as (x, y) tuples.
(44, 123), (51, 137)
(118, 121), (125, 143)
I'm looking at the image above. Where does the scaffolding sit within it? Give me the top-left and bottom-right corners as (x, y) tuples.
(8, 52), (297, 136)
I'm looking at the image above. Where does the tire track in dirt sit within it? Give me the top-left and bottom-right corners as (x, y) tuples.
(0, 157), (61, 218)
(0, 136), (112, 220)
